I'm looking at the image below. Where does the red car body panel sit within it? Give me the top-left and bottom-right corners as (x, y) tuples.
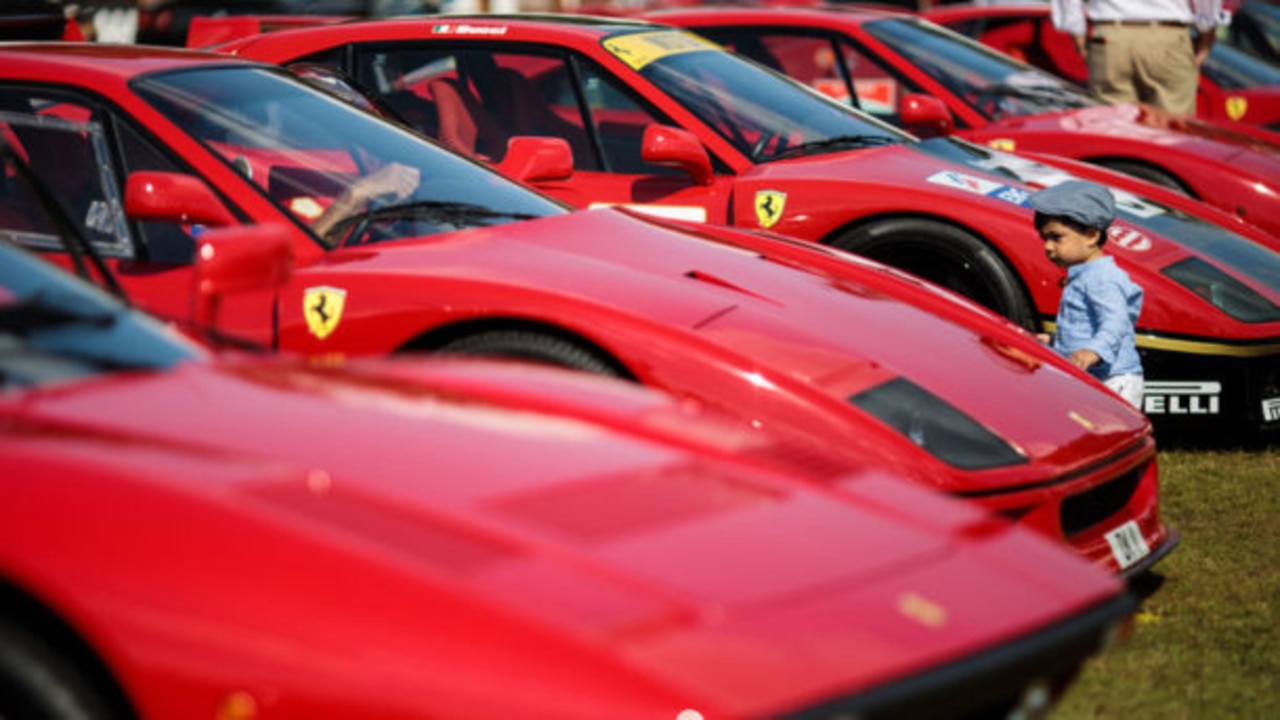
(647, 5), (1280, 238)
(0, 42), (1178, 575)
(215, 15), (1280, 440)
(924, 2), (1280, 134)
(0, 239), (1132, 718)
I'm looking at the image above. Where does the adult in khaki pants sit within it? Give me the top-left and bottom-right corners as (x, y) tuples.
(1050, 0), (1223, 114)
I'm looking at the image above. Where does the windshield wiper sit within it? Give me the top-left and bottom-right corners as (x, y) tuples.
(0, 290), (118, 334)
(769, 135), (899, 161)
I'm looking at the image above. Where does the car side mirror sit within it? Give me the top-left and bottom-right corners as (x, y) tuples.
(641, 124), (714, 186)
(125, 171), (237, 227)
(497, 136), (574, 183)
(192, 222), (294, 328)
(899, 93), (955, 138)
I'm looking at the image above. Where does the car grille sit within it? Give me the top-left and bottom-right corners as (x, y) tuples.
(1060, 465), (1144, 538)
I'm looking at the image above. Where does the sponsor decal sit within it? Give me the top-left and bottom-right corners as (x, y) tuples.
(304, 286), (347, 340)
(1143, 380), (1221, 416)
(988, 138), (1017, 151)
(586, 202), (707, 222)
(925, 170), (1031, 206)
(604, 30), (717, 71)
(898, 592), (947, 629)
(1226, 96), (1248, 121)
(968, 151), (1167, 220)
(1107, 225), (1152, 252)
(1263, 397), (1280, 422)
(754, 190), (786, 228)
(431, 23), (508, 36)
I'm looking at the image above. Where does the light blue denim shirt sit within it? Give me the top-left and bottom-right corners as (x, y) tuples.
(1053, 255), (1144, 380)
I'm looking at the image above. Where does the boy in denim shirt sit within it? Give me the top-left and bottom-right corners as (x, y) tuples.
(1030, 181), (1145, 409)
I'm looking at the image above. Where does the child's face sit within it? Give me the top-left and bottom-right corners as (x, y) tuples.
(1038, 220), (1103, 268)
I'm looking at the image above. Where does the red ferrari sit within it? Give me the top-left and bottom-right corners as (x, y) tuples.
(0, 42), (1181, 575)
(649, 5), (1280, 233)
(0, 158), (1137, 717)
(924, 2), (1280, 135)
(212, 15), (1280, 443)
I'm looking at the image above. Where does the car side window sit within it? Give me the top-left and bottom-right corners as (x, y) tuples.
(0, 89), (128, 257)
(835, 38), (910, 126)
(115, 119), (201, 264)
(572, 59), (687, 176)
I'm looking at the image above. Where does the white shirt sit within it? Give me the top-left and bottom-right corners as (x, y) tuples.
(1050, 0), (1223, 36)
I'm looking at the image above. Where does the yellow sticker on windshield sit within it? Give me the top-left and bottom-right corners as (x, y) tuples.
(604, 31), (719, 71)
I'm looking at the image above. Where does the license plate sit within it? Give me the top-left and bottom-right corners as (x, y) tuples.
(1106, 520), (1151, 570)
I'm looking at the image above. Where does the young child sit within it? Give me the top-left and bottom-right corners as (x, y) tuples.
(1029, 180), (1145, 410)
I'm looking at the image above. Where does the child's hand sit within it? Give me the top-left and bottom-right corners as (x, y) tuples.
(1035, 333), (1051, 345)
(1068, 349), (1100, 371)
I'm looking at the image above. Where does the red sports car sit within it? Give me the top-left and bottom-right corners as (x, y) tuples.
(0, 42), (1179, 575)
(924, 2), (1280, 134)
(646, 6), (1280, 225)
(213, 15), (1280, 442)
(0, 167), (1136, 717)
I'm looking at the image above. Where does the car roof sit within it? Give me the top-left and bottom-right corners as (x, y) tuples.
(224, 11), (666, 49)
(646, 3), (910, 23)
(0, 41), (261, 84)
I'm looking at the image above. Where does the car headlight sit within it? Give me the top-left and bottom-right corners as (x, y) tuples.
(1163, 257), (1280, 323)
(849, 378), (1027, 470)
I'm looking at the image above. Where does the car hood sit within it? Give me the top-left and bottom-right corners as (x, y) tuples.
(367, 207), (1151, 480)
(986, 103), (1280, 162)
(7, 356), (1122, 716)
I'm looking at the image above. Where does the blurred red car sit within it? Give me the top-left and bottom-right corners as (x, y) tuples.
(0, 42), (1179, 575)
(925, 2), (1280, 134)
(651, 5), (1280, 235)
(0, 160), (1136, 716)
(215, 15), (1280, 443)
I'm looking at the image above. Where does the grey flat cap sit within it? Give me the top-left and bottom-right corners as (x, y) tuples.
(1028, 180), (1115, 229)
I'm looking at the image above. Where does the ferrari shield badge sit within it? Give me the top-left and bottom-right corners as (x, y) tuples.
(1226, 96), (1248, 121)
(754, 190), (786, 229)
(304, 286), (347, 340)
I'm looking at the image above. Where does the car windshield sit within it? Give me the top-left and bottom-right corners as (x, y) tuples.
(1230, 1), (1280, 63)
(603, 29), (909, 162)
(863, 17), (1096, 120)
(1202, 42), (1280, 89)
(131, 66), (566, 248)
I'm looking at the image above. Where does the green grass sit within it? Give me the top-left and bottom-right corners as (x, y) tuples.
(1056, 449), (1280, 719)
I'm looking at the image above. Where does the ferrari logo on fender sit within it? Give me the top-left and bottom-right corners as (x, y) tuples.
(754, 190), (786, 228)
(988, 138), (1017, 152)
(1226, 96), (1248, 121)
(304, 286), (347, 340)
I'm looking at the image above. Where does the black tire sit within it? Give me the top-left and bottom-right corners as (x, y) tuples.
(0, 618), (118, 720)
(1091, 159), (1190, 195)
(436, 330), (626, 377)
(831, 218), (1037, 330)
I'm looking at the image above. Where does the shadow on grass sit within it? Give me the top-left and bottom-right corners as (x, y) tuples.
(1127, 570), (1165, 604)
